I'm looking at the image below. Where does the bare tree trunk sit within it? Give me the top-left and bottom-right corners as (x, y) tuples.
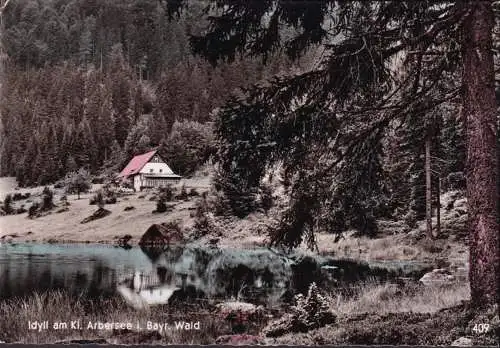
(462, 0), (499, 307)
(435, 177), (441, 238)
(425, 135), (433, 239)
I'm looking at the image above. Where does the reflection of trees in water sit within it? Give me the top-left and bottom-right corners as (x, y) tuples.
(0, 257), (121, 301)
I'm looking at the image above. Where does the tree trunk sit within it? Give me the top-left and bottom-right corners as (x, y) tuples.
(435, 177), (441, 238)
(462, 0), (499, 307)
(425, 135), (433, 239)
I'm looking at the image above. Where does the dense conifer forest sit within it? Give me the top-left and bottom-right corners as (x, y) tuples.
(0, 0), (298, 186)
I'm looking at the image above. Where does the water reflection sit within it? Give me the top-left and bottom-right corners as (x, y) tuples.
(0, 243), (297, 309)
(0, 243), (423, 309)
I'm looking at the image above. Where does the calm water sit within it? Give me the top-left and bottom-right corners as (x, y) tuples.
(0, 243), (305, 306)
(0, 243), (431, 306)
(0, 243), (156, 300)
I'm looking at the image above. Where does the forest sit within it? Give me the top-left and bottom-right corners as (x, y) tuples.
(0, 0), (298, 185)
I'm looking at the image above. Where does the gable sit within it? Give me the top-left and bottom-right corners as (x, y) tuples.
(149, 154), (165, 164)
(139, 162), (175, 175)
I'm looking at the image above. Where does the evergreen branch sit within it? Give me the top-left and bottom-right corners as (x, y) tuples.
(383, 4), (470, 57)
(0, 0), (11, 13)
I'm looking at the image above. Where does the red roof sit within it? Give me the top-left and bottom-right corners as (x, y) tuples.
(118, 149), (158, 179)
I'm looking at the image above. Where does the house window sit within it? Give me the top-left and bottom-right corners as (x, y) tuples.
(159, 169), (163, 173)
(150, 169), (154, 173)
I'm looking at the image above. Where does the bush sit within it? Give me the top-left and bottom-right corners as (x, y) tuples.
(262, 282), (336, 337)
(159, 185), (174, 201)
(41, 187), (54, 211)
(154, 198), (168, 213)
(91, 176), (105, 184)
(65, 168), (92, 199)
(28, 202), (40, 218)
(177, 184), (188, 200)
(90, 189), (117, 206)
(259, 184), (274, 213)
(16, 207), (27, 214)
(2, 194), (13, 215)
(12, 192), (30, 201)
(89, 191), (104, 208)
(189, 188), (200, 197)
(192, 193), (221, 238)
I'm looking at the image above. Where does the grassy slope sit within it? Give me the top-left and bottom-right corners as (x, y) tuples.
(0, 176), (210, 244)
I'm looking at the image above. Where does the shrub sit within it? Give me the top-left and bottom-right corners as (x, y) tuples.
(12, 192), (30, 201)
(91, 176), (105, 184)
(159, 185), (174, 201)
(65, 168), (92, 199)
(154, 198), (167, 213)
(28, 202), (40, 218)
(16, 207), (27, 214)
(2, 194), (13, 215)
(259, 183), (274, 213)
(89, 191), (104, 208)
(177, 184), (188, 200)
(189, 188), (200, 197)
(192, 193), (221, 238)
(105, 196), (117, 204)
(262, 282), (336, 337)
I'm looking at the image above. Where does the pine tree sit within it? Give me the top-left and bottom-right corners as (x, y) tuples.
(170, 0), (499, 305)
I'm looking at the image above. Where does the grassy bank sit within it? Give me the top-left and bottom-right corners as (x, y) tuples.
(2, 280), (496, 346)
(0, 291), (229, 344)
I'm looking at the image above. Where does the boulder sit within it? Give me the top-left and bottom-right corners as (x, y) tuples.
(80, 207), (111, 224)
(419, 268), (456, 286)
(451, 337), (473, 347)
(216, 301), (265, 322)
(139, 223), (184, 246)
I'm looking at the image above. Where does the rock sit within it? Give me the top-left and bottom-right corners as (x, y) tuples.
(117, 234), (133, 247)
(453, 198), (467, 210)
(451, 337), (473, 346)
(419, 268), (456, 286)
(215, 334), (263, 345)
(80, 207), (111, 224)
(216, 301), (265, 322)
(139, 223), (184, 246)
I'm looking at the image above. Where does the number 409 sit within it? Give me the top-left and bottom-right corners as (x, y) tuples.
(472, 323), (490, 334)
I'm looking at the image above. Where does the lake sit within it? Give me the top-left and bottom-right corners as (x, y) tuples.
(0, 242), (432, 309)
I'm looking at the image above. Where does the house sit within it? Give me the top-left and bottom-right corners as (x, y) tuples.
(117, 149), (181, 191)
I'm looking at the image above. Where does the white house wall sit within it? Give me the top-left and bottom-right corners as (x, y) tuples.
(140, 162), (175, 175)
(133, 175), (142, 192)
